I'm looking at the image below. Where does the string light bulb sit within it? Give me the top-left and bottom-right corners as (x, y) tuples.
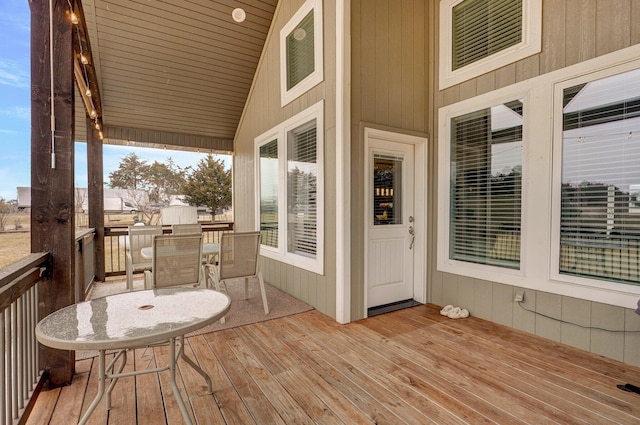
(90, 109), (97, 119)
(85, 88), (91, 97)
(80, 54), (88, 65)
(99, 131), (103, 140)
(94, 120), (100, 130)
(70, 11), (79, 25)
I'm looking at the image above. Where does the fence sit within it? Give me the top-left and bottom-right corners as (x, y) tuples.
(103, 222), (234, 276)
(0, 253), (49, 425)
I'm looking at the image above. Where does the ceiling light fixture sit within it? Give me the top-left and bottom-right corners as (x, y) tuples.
(232, 8), (246, 23)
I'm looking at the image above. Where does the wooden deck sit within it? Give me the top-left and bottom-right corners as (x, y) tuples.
(26, 304), (640, 424)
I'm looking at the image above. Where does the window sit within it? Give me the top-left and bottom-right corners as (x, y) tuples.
(255, 101), (324, 274)
(287, 121), (318, 258)
(446, 99), (524, 269)
(438, 49), (640, 306)
(280, 0), (323, 106)
(559, 69), (640, 286)
(259, 139), (279, 249)
(439, 0), (542, 89)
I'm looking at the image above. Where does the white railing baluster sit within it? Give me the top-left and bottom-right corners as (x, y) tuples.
(1, 310), (5, 425)
(18, 296), (25, 410)
(11, 302), (17, 422)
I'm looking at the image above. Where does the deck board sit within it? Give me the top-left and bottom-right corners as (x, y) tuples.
(26, 304), (640, 425)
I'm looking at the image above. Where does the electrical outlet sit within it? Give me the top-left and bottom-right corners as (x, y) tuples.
(514, 290), (525, 303)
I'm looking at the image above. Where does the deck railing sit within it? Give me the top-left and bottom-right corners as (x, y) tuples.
(0, 252), (50, 425)
(103, 222), (234, 276)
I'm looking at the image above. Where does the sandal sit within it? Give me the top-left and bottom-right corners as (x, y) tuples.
(440, 305), (455, 316)
(447, 307), (462, 319)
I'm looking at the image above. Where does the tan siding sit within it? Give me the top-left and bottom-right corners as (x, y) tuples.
(541, 0), (566, 73)
(234, 0), (337, 318)
(633, 1), (640, 44)
(565, 0), (597, 66)
(350, 0), (429, 320)
(596, 0), (631, 56)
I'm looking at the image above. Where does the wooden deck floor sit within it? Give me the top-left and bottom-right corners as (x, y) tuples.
(26, 304), (640, 425)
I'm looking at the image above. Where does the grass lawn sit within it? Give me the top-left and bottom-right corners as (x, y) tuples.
(0, 231), (30, 268)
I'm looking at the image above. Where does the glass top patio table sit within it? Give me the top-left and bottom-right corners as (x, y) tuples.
(36, 287), (231, 425)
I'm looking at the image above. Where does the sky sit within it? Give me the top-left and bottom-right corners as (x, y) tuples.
(0, 0), (223, 202)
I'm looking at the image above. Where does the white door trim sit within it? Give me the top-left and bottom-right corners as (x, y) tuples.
(364, 127), (428, 317)
(335, 0), (351, 324)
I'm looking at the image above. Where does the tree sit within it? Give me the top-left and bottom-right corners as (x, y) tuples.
(0, 198), (18, 231)
(146, 158), (189, 205)
(108, 153), (188, 222)
(108, 153), (149, 190)
(182, 154), (232, 219)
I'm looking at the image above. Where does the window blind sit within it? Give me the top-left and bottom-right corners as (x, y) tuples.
(287, 120), (318, 258)
(450, 101), (523, 268)
(286, 10), (315, 90)
(259, 140), (279, 248)
(452, 0), (522, 70)
(560, 69), (640, 285)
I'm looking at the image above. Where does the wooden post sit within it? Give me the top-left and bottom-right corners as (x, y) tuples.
(87, 117), (105, 281)
(31, 0), (76, 386)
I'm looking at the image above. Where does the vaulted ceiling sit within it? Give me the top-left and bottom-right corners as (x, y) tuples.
(76, 0), (279, 153)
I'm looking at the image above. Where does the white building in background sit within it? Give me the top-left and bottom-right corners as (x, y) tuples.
(16, 187), (147, 213)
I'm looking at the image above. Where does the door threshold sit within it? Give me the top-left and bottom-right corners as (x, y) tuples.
(367, 299), (422, 317)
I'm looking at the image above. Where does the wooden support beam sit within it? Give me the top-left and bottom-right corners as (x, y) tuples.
(30, 0), (76, 387)
(87, 117), (105, 281)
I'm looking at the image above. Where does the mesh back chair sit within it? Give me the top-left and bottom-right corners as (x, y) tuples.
(206, 231), (269, 319)
(125, 225), (163, 290)
(144, 234), (203, 289)
(171, 223), (202, 235)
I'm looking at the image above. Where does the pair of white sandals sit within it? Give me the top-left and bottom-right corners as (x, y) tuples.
(440, 305), (469, 319)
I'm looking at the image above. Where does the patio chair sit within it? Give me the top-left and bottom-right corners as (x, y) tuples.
(144, 234), (203, 289)
(206, 231), (269, 321)
(125, 225), (163, 290)
(171, 223), (202, 235)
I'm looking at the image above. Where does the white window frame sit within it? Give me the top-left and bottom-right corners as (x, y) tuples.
(550, 63), (640, 297)
(438, 90), (529, 279)
(438, 0), (542, 90)
(437, 45), (640, 309)
(280, 0), (324, 107)
(254, 101), (325, 275)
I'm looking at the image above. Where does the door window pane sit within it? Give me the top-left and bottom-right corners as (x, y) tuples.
(259, 140), (278, 248)
(560, 68), (640, 285)
(450, 100), (523, 268)
(373, 154), (403, 225)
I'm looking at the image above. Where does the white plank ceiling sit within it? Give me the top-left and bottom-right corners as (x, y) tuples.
(76, 0), (278, 153)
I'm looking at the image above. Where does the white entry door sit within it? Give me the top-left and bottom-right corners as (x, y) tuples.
(366, 136), (415, 309)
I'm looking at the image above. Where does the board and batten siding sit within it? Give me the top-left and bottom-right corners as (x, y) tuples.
(234, 0), (337, 318)
(430, 0), (640, 367)
(350, 0), (431, 319)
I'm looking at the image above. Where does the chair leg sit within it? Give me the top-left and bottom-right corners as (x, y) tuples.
(125, 260), (133, 291)
(143, 270), (152, 289)
(206, 265), (226, 324)
(257, 271), (269, 314)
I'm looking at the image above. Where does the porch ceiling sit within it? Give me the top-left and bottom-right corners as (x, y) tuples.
(76, 0), (279, 153)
